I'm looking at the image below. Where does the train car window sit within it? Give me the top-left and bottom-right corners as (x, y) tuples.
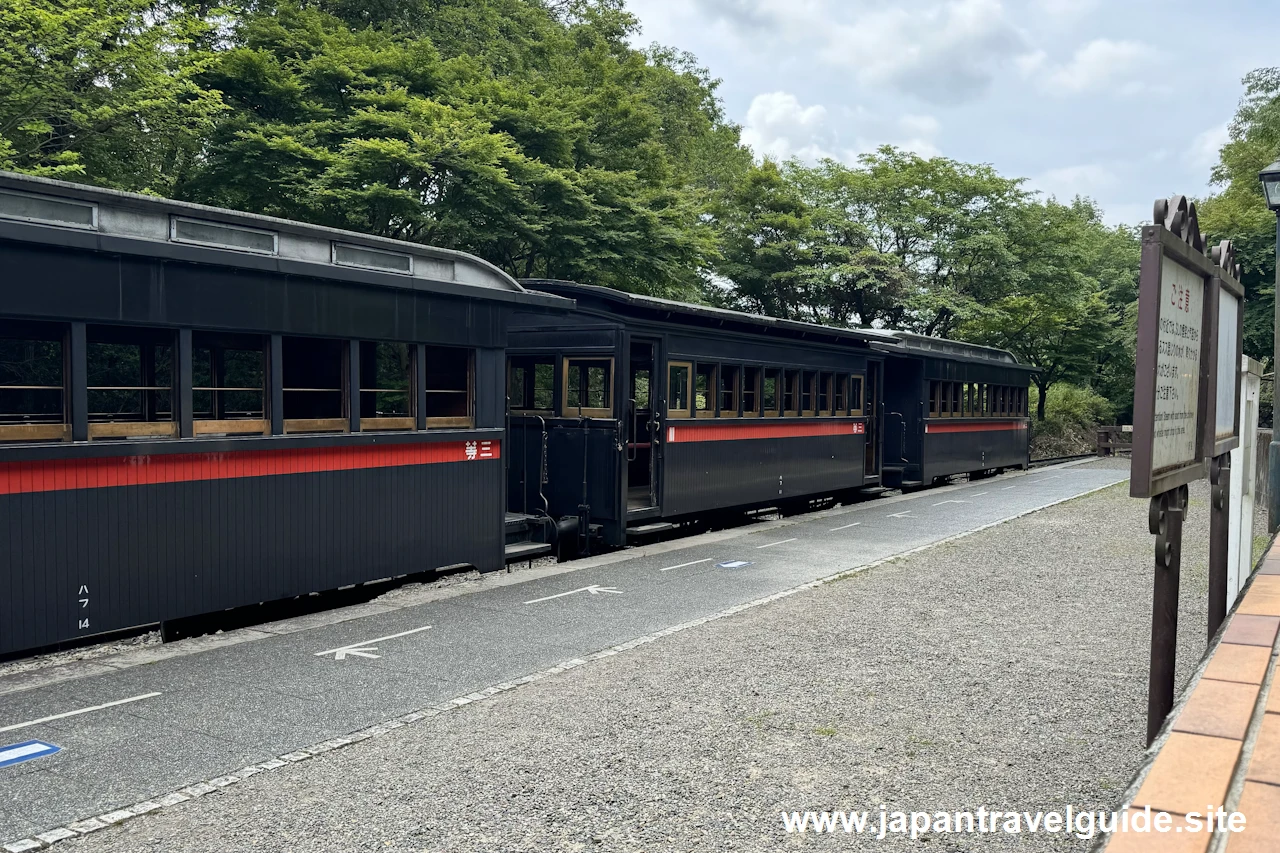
(360, 341), (414, 431)
(817, 372), (832, 415)
(960, 383), (970, 417)
(86, 325), (178, 440)
(783, 369), (800, 416)
(509, 355), (555, 412)
(763, 369), (781, 417)
(668, 361), (692, 418)
(283, 336), (347, 433)
(425, 345), (473, 426)
(928, 380), (939, 417)
(633, 368), (651, 410)
(834, 375), (847, 414)
(951, 382), (962, 417)
(939, 381), (952, 417)
(564, 357), (613, 419)
(694, 363), (716, 418)
(850, 375), (864, 416)
(743, 366), (761, 417)
(0, 321), (68, 443)
(801, 371), (816, 416)
(192, 333), (267, 436)
(719, 365), (740, 417)
(978, 383), (988, 415)
(997, 386), (1007, 415)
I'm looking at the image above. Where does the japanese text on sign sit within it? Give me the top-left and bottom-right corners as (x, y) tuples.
(1151, 257), (1203, 473)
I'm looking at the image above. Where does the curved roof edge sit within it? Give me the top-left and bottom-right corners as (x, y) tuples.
(878, 331), (1034, 369)
(520, 280), (901, 346)
(0, 171), (537, 300)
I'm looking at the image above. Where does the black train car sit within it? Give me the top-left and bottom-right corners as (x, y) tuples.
(505, 281), (893, 547)
(878, 332), (1035, 487)
(0, 172), (566, 656)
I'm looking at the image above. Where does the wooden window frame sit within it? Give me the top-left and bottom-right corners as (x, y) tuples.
(86, 327), (179, 440)
(281, 337), (348, 435)
(763, 368), (781, 418)
(718, 364), (741, 418)
(0, 322), (69, 443)
(667, 361), (692, 419)
(421, 346), (474, 430)
(742, 366), (762, 418)
(834, 375), (847, 415)
(783, 369), (801, 417)
(928, 380), (939, 417)
(801, 370), (817, 417)
(817, 372), (833, 416)
(358, 341), (416, 433)
(561, 356), (614, 419)
(693, 362), (717, 419)
(850, 374), (865, 417)
(191, 334), (268, 436)
(508, 354), (556, 415)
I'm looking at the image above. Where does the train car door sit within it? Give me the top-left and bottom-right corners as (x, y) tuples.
(626, 338), (660, 514)
(865, 361), (881, 479)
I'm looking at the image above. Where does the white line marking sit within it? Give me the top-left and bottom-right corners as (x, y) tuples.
(756, 538), (797, 549)
(0, 692), (162, 735)
(524, 584), (623, 604)
(1002, 485), (1017, 490)
(1035, 476), (1062, 482)
(932, 499), (968, 506)
(970, 492), (989, 497)
(830, 522), (862, 532)
(888, 510), (913, 518)
(659, 559), (712, 572)
(315, 626), (432, 660)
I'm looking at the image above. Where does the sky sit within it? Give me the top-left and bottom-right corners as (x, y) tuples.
(623, 0), (1276, 227)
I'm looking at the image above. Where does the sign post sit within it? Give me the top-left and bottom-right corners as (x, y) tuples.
(1131, 196), (1227, 745)
(1204, 241), (1245, 640)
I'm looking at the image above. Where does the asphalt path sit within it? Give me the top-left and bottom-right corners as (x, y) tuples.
(0, 463), (1126, 844)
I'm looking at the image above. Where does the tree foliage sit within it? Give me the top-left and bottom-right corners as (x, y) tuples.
(1199, 67), (1280, 369)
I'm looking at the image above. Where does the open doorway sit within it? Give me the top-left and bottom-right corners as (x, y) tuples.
(628, 339), (658, 511)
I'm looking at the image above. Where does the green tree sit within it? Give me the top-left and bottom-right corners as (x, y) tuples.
(0, 0), (225, 193)
(1199, 67), (1280, 368)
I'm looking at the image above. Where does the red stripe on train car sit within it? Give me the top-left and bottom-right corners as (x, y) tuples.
(0, 439), (501, 496)
(666, 420), (864, 443)
(924, 420), (1028, 434)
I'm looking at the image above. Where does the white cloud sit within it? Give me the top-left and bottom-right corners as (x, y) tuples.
(1185, 122), (1230, 172)
(690, 0), (1029, 104)
(1044, 38), (1158, 94)
(820, 0), (1029, 103)
(740, 92), (834, 161)
(1028, 164), (1114, 200)
(1032, 0), (1099, 20)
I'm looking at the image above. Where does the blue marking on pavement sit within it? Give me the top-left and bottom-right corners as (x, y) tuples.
(716, 560), (753, 569)
(0, 740), (60, 768)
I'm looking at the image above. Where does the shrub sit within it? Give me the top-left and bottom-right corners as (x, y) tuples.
(1028, 384), (1115, 458)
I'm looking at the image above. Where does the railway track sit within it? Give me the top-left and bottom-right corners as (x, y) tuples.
(1029, 452), (1116, 468)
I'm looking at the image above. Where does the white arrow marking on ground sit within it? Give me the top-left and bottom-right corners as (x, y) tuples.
(830, 521), (861, 532)
(888, 510), (914, 518)
(932, 499), (968, 506)
(0, 692), (162, 735)
(524, 585), (623, 605)
(315, 626), (432, 661)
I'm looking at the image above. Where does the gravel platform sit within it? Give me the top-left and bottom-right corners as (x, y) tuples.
(58, 467), (1226, 852)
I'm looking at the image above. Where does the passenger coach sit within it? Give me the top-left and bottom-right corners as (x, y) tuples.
(0, 173), (566, 656)
(879, 333), (1035, 487)
(505, 281), (894, 547)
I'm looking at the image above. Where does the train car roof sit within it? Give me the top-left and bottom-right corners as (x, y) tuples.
(875, 331), (1036, 371)
(0, 172), (569, 310)
(520, 279), (900, 348)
